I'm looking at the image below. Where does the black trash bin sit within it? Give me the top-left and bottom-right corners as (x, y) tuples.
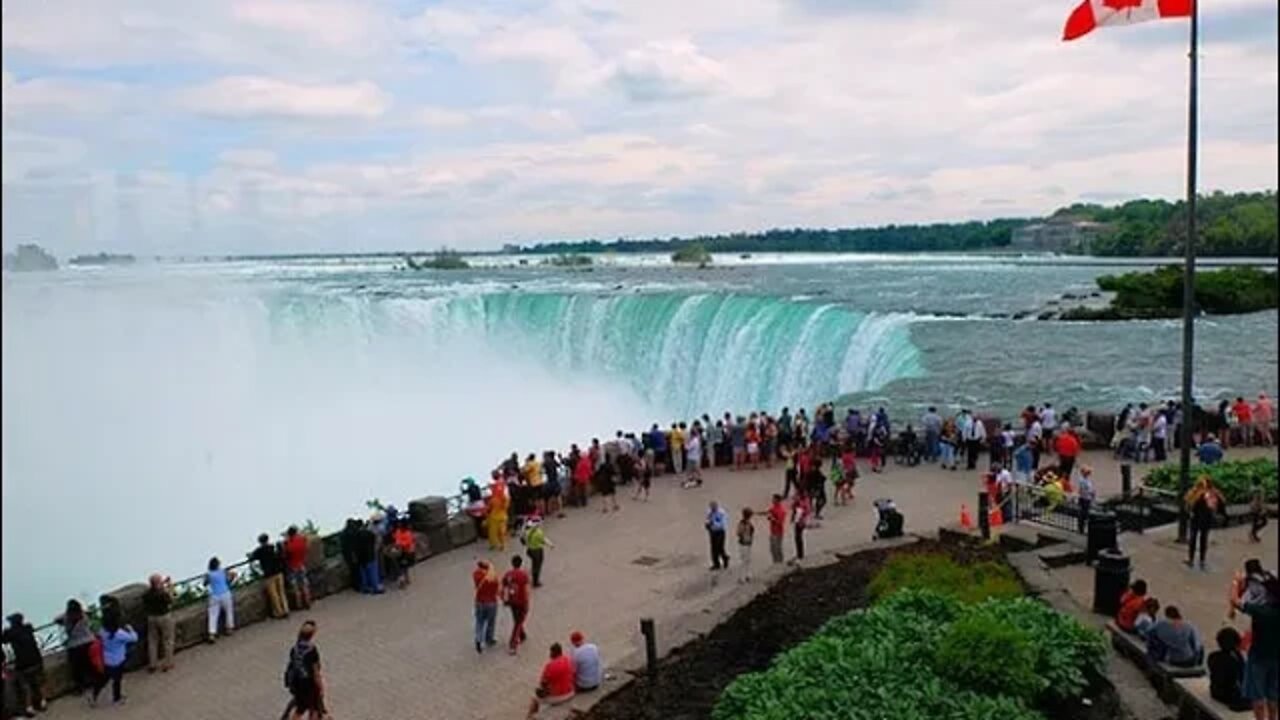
(1086, 510), (1118, 565)
(1093, 548), (1131, 616)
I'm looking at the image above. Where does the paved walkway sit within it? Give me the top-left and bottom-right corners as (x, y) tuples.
(37, 448), (1270, 720)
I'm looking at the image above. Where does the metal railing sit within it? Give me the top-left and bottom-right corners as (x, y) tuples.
(23, 488), (474, 659)
(1015, 484), (1086, 534)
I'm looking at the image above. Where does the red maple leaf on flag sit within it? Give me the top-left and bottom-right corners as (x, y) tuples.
(1102, 0), (1145, 9)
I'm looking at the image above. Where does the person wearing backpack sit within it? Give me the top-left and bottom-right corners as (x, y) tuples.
(283, 621), (326, 720)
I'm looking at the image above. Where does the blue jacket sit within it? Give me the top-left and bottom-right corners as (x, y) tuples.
(99, 627), (138, 668)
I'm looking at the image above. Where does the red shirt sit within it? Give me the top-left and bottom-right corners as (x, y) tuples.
(1115, 590), (1145, 630)
(1054, 432), (1080, 459)
(574, 456), (593, 485)
(540, 655), (575, 697)
(473, 568), (500, 604)
(502, 568), (531, 607)
(768, 502), (787, 537)
(1234, 401), (1253, 424)
(283, 535), (309, 571)
(393, 528), (415, 554)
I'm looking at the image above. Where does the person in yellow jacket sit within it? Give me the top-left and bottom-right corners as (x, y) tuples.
(487, 476), (510, 551)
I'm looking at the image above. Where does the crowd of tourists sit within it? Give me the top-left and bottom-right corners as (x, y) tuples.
(3, 393), (1275, 719)
(1114, 558), (1279, 719)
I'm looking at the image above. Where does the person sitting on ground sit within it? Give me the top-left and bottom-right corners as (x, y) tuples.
(527, 642), (576, 719)
(1134, 597), (1160, 640)
(1146, 606), (1203, 668)
(1196, 434), (1225, 465)
(569, 631), (603, 693)
(1116, 579), (1149, 633)
(1208, 627), (1252, 712)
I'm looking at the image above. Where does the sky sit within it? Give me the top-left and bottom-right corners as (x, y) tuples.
(1, 0), (1276, 256)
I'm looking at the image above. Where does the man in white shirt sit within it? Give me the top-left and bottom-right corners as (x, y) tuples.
(569, 631), (603, 692)
(1040, 404), (1057, 450)
(965, 415), (987, 471)
(1027, 419), (1044, 470)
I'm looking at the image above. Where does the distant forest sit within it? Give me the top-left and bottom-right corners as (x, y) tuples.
(516, 190), (1277, 257)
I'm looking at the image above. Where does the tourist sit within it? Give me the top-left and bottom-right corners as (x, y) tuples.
(1254, 392), (1274, 447)
(790, 491), (811, 563)
(1027, 415), (1044, 469)
(488, 474), (511, 550)
(569, 631), (603, 693)
(731, 416), (747, 471)
(391, 520), (416, 588)
(1209, 627), (1253, 712)
(685, 428), (704, 487)
(1134, 597), (1160, 640)
(670, 422), (686, 474)
(703, 500), (732, 571)
(3, 613), (47, 716)
(1197, 434), (1225, 465)
(205, 556), (237, 642)
(1053, 424), (1081, 479)
(571, 451), (592, 508)
(142, 573), (176, 672)
(595, 457), (620, 512)
(767, 494), (787, 564)
(1233, 576), (1279, 720)
(1146, 606), (1203, 668)
(806, 458), (828, 519)
(339, 519), (362, 591)
(736, 508), (756, 583)
(837, 444), (857, 505)
(502, 555), (532, 655)
(91, 614), (137, 706)
(1251, 486), (1270, 543)
(939, 418), (959, 471)
(1233, 396), (1254, 447)
(56, 599), (98, 697)
(1216, 399), (1235, 449)
(745, 421), (762, 469)
(472, 560), (500, 654)
(1151, 410), (1169, 462)
(251, 534), (289, 619)
(522, 453), (545, 518)
(1185, 475), (1227, 570)
(526, 643), (575, 719)
(763, 416), (778, 468)
(285, 620), (326, 720)
(921, 406), (942, 463)
(873, 498), (905, 540)
(710, 419), (726, 468)
(964, 414), (986, 471)
(993, 462), (1014, 521)
(634, 448), (653, 502)
(780, 444), (797, 498)
(355, 520), (385, 594)
(1076, 465), (1096, 533)
(521, 516), (553, 588)
(284, 526), (313, 610)
(1116, 579), (1148, 633)
(1040, 403), (1058, 443)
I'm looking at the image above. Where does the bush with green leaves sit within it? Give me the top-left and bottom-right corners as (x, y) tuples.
(867, 552), (1023, 605)
(713, 588), (1106, 720)
(1144, 458), (1277, 504)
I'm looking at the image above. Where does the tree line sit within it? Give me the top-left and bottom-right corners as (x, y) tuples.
(515, 190), (1276, 257)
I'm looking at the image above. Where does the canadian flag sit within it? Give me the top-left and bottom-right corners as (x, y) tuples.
(1063, 0), (1193, 40)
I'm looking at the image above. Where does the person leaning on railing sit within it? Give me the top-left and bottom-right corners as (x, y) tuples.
(54, 599), (99, 698)
(3, 612), (49, 715)
(142, 574), (176, 673)
(250, 533), (290, 620)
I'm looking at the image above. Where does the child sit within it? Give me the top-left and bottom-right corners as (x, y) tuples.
(1133, 597), (1160, 639)
(1116, 579), (1148, 633)
(634, 451), (653, 501)
(1207, 627), (1251, 711)
(736, 509), (755, 583)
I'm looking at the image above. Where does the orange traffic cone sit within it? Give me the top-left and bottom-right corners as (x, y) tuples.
(960, 504), (973, 529)
(990, 505), (1004, 527)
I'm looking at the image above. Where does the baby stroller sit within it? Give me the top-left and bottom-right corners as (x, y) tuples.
(873, 498), (905, 540)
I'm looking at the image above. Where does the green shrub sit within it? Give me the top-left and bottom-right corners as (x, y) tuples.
(867, 553), (1022, 605)
(1144, 458), (1278, 504)
(714, 588), (1103, 720)
(935, 615), (1042, 703)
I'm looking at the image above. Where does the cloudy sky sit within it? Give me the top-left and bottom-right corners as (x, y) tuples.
(2, 0), (1276, 255)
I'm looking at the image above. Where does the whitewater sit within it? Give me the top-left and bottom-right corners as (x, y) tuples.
(3, 253), (1276, 618)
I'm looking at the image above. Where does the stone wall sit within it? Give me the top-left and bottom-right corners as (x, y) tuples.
(11, 496), (477, 711)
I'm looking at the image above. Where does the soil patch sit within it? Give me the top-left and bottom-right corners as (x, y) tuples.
(578, 538), (1121, 720)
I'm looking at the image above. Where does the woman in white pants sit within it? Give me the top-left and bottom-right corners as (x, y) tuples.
(204, 557), (237, 642)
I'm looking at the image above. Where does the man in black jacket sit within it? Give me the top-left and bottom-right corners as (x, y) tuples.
(3, 612), (47, 716)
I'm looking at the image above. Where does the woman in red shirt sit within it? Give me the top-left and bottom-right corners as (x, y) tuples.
(391, 522), (415, 589)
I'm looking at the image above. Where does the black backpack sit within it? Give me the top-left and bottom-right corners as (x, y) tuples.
(283, 643), (311, 689)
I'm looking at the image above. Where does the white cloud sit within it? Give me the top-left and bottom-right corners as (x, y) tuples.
(604, 40), (729, 102)
(179, 76), (390, 120)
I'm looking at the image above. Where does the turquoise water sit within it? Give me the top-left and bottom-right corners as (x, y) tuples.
(2, 253), (1276, 618)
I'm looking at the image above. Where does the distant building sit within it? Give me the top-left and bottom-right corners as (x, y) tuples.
(1010, 219), (1110, 253)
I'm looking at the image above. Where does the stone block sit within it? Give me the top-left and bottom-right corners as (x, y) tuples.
(426, 525), (452, 555)
(309, 557), (353, 600)
(409, 496), (450, 530)
(447, 514), (478, 547)
(230, 583), (269, 631)
(173, 602), (208, 650)
(413, 531), (434, 561)
(305, 535), (326, 569)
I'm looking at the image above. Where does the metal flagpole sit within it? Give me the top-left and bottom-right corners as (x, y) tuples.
(1176, 0), (1199, 544)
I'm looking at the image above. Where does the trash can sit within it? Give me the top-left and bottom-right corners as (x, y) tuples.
(1092, 548), (1131, 616)
(1086, 510), (1118, 565)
